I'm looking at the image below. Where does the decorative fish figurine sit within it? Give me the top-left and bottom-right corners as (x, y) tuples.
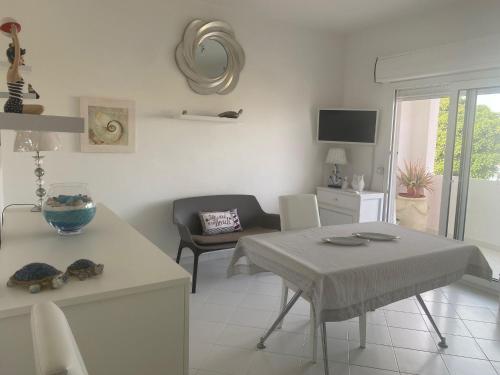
(218, 109), (243, 119)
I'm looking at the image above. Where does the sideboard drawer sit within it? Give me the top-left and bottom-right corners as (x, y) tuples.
(317, 189), (358, 210)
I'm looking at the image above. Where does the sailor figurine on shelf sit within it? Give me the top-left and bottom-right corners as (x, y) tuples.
(1, 17), (43, 114)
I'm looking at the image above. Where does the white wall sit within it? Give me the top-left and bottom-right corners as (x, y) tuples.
(342, 0), (500, 193)
(1, 0), (344, 256)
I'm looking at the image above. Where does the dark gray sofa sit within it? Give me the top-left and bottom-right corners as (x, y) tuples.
(173, 194), (280, 293)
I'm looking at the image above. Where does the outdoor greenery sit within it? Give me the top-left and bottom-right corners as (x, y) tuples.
(434, 97), (500, 179)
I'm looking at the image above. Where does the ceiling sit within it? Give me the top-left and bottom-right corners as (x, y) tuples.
(201, 0), (464, 32)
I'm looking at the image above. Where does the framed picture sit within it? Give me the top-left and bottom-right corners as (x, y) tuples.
(80, 97), (135, 153)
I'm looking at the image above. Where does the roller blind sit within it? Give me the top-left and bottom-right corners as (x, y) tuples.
(375, 33), (500, 83)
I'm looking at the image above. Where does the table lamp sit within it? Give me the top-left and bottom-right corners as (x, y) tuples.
(13, 130), (62, 211)
(325, 148), (347, 188)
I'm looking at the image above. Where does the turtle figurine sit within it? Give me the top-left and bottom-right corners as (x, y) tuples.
(66, 259), (104, 280)
(218, 109), (243, 119)
(7, 263), (67, 293)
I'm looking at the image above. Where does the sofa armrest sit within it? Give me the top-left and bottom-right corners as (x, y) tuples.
(176, 223), (195, 244)
(259, 213), (281, 231)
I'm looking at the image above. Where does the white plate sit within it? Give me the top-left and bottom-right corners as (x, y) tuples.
(353, 232), (400, 241)
(322, 236), (369, 246)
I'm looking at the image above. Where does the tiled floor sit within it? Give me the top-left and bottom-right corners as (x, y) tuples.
(182, 255), (500, 375)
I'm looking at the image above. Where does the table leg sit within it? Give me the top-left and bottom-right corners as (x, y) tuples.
(359, 312), (367, 349)
(320, 322), (330, 375)
(416, 294), (448, 348)
(257, 289), (303, 349)
(277, 281), (289, 329)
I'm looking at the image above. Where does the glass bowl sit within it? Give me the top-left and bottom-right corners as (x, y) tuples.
(42, 183), (96, 235)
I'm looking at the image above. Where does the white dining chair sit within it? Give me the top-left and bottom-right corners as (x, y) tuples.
(278, 194), (321, 361)
(31, 301), (89, 375)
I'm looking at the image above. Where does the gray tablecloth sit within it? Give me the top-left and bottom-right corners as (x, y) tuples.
(228, 222), (492, 323)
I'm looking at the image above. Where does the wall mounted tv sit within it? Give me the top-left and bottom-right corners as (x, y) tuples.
(317, 109), (378, 145)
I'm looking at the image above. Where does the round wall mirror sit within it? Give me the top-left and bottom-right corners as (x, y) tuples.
(175, 20), (245, 95)
(194, 39), (228, 78)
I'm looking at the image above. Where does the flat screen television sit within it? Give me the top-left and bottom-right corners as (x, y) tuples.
(317, 109), (378, 145)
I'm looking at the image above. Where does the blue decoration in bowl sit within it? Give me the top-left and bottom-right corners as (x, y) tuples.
(42, 183), (96, 235)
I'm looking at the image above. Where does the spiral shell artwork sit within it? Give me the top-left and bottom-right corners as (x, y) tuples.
(88, 106), (127, 145)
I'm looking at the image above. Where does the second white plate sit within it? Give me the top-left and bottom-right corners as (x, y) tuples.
(322, 236), (369, 246)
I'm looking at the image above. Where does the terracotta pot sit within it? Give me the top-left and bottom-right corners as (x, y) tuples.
(406, 186), (417, 197)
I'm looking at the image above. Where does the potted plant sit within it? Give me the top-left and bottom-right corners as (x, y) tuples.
(396, 161), (434, 231)
(397, 161), (433, 197)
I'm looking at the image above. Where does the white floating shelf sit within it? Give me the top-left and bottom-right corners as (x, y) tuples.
(0, 92), (37, 99)
(0, 112), (84, 132)
(0, 61), (32, 72)
(177, 114), (240, 123)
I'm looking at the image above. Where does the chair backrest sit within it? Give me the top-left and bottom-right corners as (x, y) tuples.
(279, 194), (321, 231)
(31, 301), (88, 375)
(173, 195), (265, 235)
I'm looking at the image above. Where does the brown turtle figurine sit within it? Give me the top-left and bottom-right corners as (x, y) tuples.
(218, 109), (243, 119)
(7, 263), (67, 293)
(65, 259), (104, 280)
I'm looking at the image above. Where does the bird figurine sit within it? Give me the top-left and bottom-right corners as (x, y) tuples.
(218, 109), (243, 119)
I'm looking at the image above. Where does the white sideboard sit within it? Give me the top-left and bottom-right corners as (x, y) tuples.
(0, 204), (191, 375)
(316, 186), (385, 225)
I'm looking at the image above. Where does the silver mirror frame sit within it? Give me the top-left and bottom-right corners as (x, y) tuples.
(175, 20), (245, 95)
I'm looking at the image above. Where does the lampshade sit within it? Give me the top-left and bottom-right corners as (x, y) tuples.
(13, 131), (62, 152)
(325, 148), (347, 165)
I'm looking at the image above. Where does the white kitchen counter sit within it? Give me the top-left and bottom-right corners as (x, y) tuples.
(0, 204), (190, 375)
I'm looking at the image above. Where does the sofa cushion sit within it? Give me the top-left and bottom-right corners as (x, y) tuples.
(192, 226), (277, 245)
(199, 208), (242, 235)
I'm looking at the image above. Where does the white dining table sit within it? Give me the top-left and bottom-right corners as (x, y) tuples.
(228, 222), (492, 375)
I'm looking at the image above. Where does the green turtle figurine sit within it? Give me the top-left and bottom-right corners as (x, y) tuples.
(7, 263), (67, 293)
(66, 259), (104, 280)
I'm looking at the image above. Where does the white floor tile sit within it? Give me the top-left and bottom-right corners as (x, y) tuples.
(418, 301), (459, 318)
(307, 335), (350, 363)
(463, 320), (500, 340)
(228, 306), (274, 329)
(348, 322), (392, 346)
(490, 361), (500, 374)
(249, 280), (283, 297)
(299, 360), (350, 375)
(215, 324), (265, 350)
(239, 293), (281, 311)
(190, 340), (213, 369)
(349, 365), (399, 375)
(423, 315), (471, 337)
(349, 344), (399, 372)
(389, 327), (438, 352)
(263, 330), (307, 357)
(383, 298), (421, 314)
(432, 333), (486, 359)
(421, 290), (450, 303)
(202, 345), (255, 375)
(455, 305), (498, 323)
(288, 297), (313, 316)
(190, 320), (226, 343)
(350, 310), (387, 325)
(325, 321), (350, 340)
(394, 348), (449, 375)
(276, 312), (311, 334)
(206, 290), (245, 306)
(196, 371), (227, 375)
(385, 310), (428, 331)
(442, 354), (497, 375)
(476, 338), (500, 361)
(192, 303), (235, 323)
(246, 351), (303, 375)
